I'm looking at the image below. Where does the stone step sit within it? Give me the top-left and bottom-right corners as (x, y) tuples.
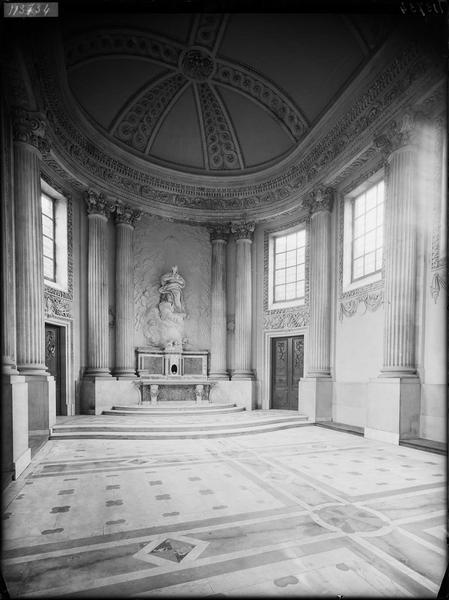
(52, 415), (309, 433)
(113, 402), (237, 410)
(49, 418), (311, 440)
(103, 405), (244, 416)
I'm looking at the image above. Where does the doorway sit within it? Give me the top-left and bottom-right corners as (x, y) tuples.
(271, 335), (304, 410)
(45, 324), (64, 416)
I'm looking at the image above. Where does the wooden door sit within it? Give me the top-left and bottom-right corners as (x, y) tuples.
(45, 324), (63, 416)
(271, 336), (304, 410)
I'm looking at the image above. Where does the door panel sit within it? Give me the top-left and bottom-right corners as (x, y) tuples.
(271, 336), (304, 410)
(45, 324), (63, 416)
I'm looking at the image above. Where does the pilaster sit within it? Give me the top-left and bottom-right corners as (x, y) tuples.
(113, 205), (141, 378)
(231, 221), (255, 380)
(208, 224), (230, 380)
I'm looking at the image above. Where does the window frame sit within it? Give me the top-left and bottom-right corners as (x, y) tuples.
(268, 225), (307, 310)
(342, 171), (385, 293)
(40, 180), (69, 292)
(42, 192), (57, 282)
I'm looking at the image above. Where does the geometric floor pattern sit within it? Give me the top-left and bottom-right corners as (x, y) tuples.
(2, 425), (446, 597)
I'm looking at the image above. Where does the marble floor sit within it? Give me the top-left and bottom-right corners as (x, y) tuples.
(2, 425), (446, 597)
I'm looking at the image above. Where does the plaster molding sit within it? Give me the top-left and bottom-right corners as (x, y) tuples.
(85, 189), (114, 218)
(231, 221), (255, 241)
(264, 308), (309, 330)
(11, 108), (50, 155)
(373, 110), (421, 159)
(338, 291), (384, 321)
(208, 223), (230, 242)
(430, 270), (447, 304)
(305, 186), (335, 215)
(190, 13), (226, 52)
(114, 204), (142, 227)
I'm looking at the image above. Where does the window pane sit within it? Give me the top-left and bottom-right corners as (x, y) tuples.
(275, 269), (286, 285)
(297, 229), (306, 247)
(275, 285), (285, 301)
(365, 230), (376, 253)
(276, 236), (286, 253)
(296, 264), (305, 281)
(296, 281), (305, 298)
(353, 216), (364, 238)
(353, 237), (364, 258)
(366, 187), (377, 211)
(43, 256), (54, 280)
(285, 283), (296, 299)
(297, 247), (305, 264)
(353, 257), (364, 279)
(365, 251), (375, 274)
(41, 194), (53, 217)
(276, 252), (286, 269)
(42, 216), (54, 238)
(376, 227), (383, 248)
(354, 194), (365, 217)
(286, 266), (296, 283)
(377, 180), (384, 200)
(376, 249), (383, 270)
(365, 209), (376, 232)
(286, 250), (296, 267)
(43, 236), (54, 258)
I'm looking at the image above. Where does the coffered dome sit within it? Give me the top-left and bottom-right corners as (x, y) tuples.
(64, 13), (392, 176)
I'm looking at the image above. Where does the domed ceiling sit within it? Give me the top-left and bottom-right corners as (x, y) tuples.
(63, 13), (391, 176)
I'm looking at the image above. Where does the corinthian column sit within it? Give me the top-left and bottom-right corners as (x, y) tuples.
(13, 109), (50, 374)
(231, 222), (255, 380)
(307, 187), (333, 377)
(114, 205), (141, 378)
(375, 115), (418, 376)
(208, 224), (230, 379)
(85, 190), (113, 377)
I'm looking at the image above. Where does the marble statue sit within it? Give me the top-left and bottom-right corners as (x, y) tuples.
(143, 266), (187, 351)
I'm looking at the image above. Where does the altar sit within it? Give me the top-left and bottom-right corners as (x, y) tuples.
(135, 347), (211, 403)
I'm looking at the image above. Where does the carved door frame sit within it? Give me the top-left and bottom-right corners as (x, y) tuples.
(262, 327), (308, 410)
(44, 318), (74, 416)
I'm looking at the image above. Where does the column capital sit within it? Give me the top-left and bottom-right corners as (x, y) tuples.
(374, 111), (420, 159)
(208, 223), (230, 242)
(305, 186), (335, 215)
(231, 221), (255, 241)
(84, 190), (114, 218)
(12, 108), (50, 155)
(114, 204), (142, 227)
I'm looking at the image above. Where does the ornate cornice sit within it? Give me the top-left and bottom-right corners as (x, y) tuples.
(84, 190), (114, 218)
(33, 33), (442, 219)
(208, 223), (230, 242)
(114, 204), (142, 227)
(231, 221), (255, 241)
(11, 108), (50, 154)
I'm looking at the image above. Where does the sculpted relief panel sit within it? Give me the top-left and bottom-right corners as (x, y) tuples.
(133, 216), (211, 350)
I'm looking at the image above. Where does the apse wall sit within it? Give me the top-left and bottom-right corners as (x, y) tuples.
(133, 215), (211, 351)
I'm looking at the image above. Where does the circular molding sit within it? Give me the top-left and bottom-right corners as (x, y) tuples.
(179, 46), (216, 82)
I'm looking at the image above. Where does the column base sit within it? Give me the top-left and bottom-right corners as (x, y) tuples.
(208, 371), (230, 380)
(209, 380), (256, 410)
(113, 369), (137, 379)
(84, 368), (112, 378)
(365, 376), (421, 445)
(82, 377), (140, 414)
(299, 377), (333, 423)
(25, 374), (56, 434)
(2, 374), (31, 483)
(231, 370), (254, 380)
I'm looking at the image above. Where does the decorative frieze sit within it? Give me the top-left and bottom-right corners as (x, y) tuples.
(231, 221), (255, 241)
(338, 291), (384, 321)
(264, 309), (309, 330)
(44, 294), (71, 319)
(11, 108), (50, 155)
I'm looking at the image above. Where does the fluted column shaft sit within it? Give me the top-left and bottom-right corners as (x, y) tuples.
(382, 144), (417, 375)
(231, 222), (255, 379)
(307, 192), (332, 377)
(209, 226), (229, 379)
(85, 192), (112, 376)
(114, 207), (141, 377)
(14, 118), (48, 374)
